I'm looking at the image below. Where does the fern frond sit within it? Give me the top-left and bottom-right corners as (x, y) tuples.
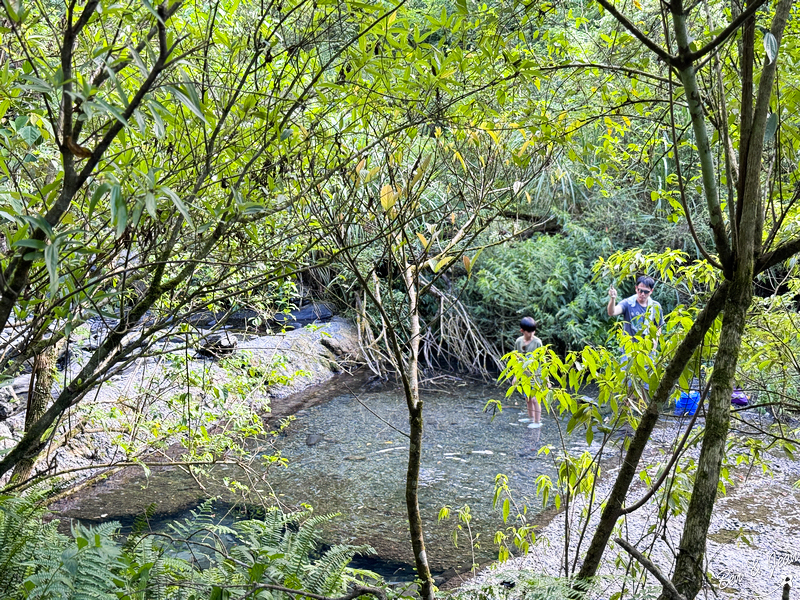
(305, 544), (374, 595)
(0, 491), (67, 599)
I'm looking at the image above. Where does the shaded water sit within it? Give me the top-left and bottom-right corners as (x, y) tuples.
(58, 378), (597, 579)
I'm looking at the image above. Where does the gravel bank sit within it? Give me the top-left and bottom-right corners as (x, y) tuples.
(466, 413), (800, 600)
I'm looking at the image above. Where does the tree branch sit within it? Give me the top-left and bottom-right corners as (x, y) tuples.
(685, 0), (770, 64)
(619, 405), (701, 514)
(614, 538), (687, 600)
(540, 62), (672, 85)
(671, 0), (733, 272)
(594, 0), (676, 65)
(755, 236), (800, 274)
(666, 61), (722, 270)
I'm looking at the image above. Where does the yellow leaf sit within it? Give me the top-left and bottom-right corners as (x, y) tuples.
(450, 212), (455, 225)
(355, 157), (366, 180)
(380, 184), (396, 211)
(434, 255), (455, 272)
(463, 254), (471, 273)
(525, 191), (532, 204)
(453, 150), (466, 172)
(417, 232), (429, 248)
(364, 165), (381, 184)
(410, 154), (431, 190)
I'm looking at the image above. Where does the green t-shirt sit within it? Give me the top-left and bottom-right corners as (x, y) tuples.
(515, 335), (542, 353)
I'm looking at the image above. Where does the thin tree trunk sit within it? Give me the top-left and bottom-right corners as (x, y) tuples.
(402, 264), (435, 600)
(10, 343), (60, 485)
(668, 281), (750, 599)
(577, 281), (729, 580)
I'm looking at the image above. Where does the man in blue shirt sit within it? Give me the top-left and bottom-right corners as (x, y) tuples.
(606, 276), (664, 339)
(607, 276), (663, 407)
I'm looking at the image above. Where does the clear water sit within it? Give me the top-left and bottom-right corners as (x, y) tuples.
(57, 378), (598, 579)
(256, 381), (596, 574)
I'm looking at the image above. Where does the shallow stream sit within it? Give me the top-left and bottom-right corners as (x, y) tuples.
(57, 377), (596, 580)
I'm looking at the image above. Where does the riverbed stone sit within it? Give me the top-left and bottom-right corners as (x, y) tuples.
(0, 386), (22, 421)
(2, 316), (362, 490)
(467, 420), (800, 600)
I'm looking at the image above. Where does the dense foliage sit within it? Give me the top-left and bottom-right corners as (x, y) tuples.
(461, 225), (613, 353)
(0, 495), (383, 600)
(3, 0), (800, 598)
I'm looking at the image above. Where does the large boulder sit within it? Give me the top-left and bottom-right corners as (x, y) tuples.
(270, 303), (334, 330)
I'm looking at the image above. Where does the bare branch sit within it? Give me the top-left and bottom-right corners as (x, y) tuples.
(614, 537), (687, 600)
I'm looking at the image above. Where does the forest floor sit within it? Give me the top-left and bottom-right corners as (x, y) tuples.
(459, 412), (800, 600)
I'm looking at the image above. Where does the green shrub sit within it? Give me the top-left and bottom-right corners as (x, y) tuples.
(0, 492), (66, 599)
(460, 224), (613, 353)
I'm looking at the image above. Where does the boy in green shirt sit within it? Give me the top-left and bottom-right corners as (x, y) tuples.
(514, 316), (543, 428)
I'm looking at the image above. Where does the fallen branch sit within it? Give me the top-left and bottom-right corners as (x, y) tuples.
(614, 537), (686, 600)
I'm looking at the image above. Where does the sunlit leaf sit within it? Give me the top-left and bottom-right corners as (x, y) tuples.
(764, 31), (778, 64)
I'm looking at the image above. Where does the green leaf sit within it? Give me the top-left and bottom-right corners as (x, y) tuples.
(161, 186), (193, 225)
(95, 98), (129, 127)
(763, 32), (778, 64)
(89, 183), (111, 219)
(127, 44), (149, 77)
(145, 191), (157, 218)
(45, 239), (59, 295)
(21, 214), (53, 238)
(109, 184), (128, 238)
(167, 86), (208, 124)
(2, 0), (27, 23)
(149, 100), (166, 138)
(764, 112), (778, 142)
(13, 238), (45, 250)
(18, 125), (41, 145)
(133, 109), (146, 135)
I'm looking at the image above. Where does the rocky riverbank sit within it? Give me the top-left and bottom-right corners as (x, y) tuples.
(0, 314), (362, 490)
(459, 413), (800, 600)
